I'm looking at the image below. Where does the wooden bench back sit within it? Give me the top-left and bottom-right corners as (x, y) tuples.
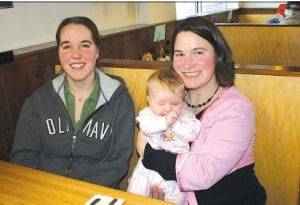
(238, 14), (275, 23)
(55, 65), (299, 205)
(105, 67), (299, 205)
(218, 25), (300, 67)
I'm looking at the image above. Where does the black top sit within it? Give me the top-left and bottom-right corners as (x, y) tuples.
(142, 109), (266, 204)
(142, 143), (177, 180)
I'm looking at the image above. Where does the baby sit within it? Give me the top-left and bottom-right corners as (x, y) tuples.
(127, 69), (201, 205)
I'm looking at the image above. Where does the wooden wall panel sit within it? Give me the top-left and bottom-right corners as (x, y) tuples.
(100, 23), (300, 67)
(219, 25), (300, 66)
(0, 60), (28, 160)
(100, 37), (114, 58)
(122, 32), (139, 59)
(0, 67), (12, 161)
(239, 14), (276, 23)
(0, 48), (57, 161)
(136, 28), (155, 60)
(27, 50), (58, 93)
(235, 74), (300, 205)
(3, 60), (29, 127)
(101, 35), (124, 59)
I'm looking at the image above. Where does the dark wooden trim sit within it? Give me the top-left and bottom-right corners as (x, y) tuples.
(14, 46), (57, 60)
(98, 59), (169, 70)
(216, 23), (300, 27)
(235, 64), (300, 77)
(238, 8), (277, 14)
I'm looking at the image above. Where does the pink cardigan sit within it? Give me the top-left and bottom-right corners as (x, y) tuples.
(176, 87), (256, 205)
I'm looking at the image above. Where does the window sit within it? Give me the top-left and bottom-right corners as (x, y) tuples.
(176, 1), (238, 20)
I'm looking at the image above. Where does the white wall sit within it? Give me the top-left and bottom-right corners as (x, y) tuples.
(0, 2), (138, 52)
(137, 2), (176, 24)
(0, 2), (281, 53)
(0, 2), (177, 53)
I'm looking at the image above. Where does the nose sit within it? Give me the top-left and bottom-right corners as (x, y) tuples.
(163, 104), (172, 114)
(183, 55), (194, 69)
(72, 47), (82, 59)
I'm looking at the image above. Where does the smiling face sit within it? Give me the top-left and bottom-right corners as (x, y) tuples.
(58, 23), (99, 83)
(172, 31), (217, 92)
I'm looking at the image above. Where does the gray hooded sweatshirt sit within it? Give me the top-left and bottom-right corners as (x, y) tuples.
(10, 69), (135, 189)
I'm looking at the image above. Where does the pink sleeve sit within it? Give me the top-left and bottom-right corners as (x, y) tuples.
(176, 100), (255, 191)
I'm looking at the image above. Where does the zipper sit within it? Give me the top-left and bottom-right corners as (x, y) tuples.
(76, 102), (108, 134)
(65, 135), (77, 176)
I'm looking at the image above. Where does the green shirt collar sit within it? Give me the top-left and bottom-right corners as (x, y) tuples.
(64, 73), (100, 133)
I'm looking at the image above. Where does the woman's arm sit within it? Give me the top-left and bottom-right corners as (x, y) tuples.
(175, 100), (255, 191)
(10, 99), (41, 168)
(85, 90), (135, 188)
(136, 130), (148, 158)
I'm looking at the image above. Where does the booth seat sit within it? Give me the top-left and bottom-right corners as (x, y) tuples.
(55, 65), (299, 205)
(102, 66), (299, 205)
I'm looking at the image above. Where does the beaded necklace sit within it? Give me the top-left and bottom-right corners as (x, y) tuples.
(186, 85), (219, 109)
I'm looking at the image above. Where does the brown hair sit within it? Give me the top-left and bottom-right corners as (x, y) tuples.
(147, 69), (185, 95)
(56, 16), (101, 52)
(170, 16), (235, 87)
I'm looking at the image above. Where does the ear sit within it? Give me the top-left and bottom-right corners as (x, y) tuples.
(147, 95), (151, 106)
(96, 49), (100, 59)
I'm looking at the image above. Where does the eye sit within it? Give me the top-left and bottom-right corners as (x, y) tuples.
(157, 101), (165, 106)
(81, 43), (91, 48)
(61, 44), (71, 50)
(194, 50), (204, 56)
(174, 51), (184, 57)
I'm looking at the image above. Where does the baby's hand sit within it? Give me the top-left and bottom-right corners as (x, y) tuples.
(166, 111), (178, 127)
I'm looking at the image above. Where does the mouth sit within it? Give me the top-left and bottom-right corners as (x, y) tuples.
(70, 63), (85, 69)
(182, 71), (201, 77)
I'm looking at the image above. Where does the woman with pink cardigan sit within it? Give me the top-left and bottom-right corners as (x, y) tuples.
(137, 16), (266, 205)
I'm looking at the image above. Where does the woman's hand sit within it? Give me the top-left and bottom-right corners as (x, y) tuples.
(136, 131), (148, 158)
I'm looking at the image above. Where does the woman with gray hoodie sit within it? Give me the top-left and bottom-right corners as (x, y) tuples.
(10, 16), (135, 189)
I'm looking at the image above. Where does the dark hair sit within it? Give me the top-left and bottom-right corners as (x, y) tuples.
(56, 16), (101, 51)
(170, 16), (235, 87)
(286, 1), (300, 10)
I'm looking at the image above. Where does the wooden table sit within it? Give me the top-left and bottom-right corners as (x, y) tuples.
(0, 160), (174, 205)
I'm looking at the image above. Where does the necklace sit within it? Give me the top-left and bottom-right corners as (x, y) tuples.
(186, 85), (219, 108)
(77, 96), (89, 102)
(75, 95), (88, 102)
